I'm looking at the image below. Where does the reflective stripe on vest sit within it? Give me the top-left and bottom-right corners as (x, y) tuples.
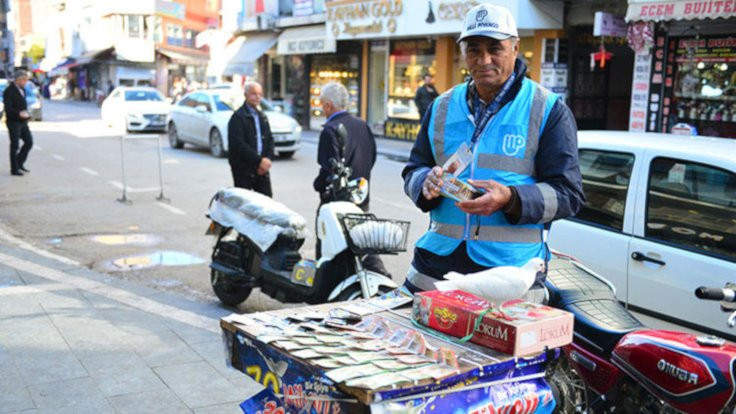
(431, 221), (542, 243)
(433, 82), (550, 176)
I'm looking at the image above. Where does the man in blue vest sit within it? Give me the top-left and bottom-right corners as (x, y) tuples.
(402, 4), (584, 296)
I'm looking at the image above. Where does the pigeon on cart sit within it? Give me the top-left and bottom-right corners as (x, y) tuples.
(435, 258), (546, 314)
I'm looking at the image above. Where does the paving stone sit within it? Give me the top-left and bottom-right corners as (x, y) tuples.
(79, 350), (166, 397)
(188, 340), (243, 381)
(154, 361), (249, 409)
(96, 306), (172, 336)
(0, 366), (36, 412)
(107, 389), (192, 414)
(164, 319), (219, 346)
(13, 348), (88, 386)
(27, 377), (113, 413)
(0, 267), (24, 288)
(0, 294), (46, 320)
(124, 329), (202, 368)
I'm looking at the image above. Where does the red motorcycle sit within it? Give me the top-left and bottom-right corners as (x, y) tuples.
(545, 254), (736, 413)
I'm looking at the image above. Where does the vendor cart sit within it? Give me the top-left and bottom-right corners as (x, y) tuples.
(220, 293), (561, 413)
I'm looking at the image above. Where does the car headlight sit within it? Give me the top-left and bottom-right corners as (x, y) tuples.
(126, 113), (140, 120)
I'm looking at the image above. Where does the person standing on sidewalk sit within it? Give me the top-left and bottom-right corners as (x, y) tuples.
(3, 69), (34, 176)
(227, 81), (275, 197)
(313, 82), (389, 276)
(401, 4), (584, 296)
(414, 73), (439, 121)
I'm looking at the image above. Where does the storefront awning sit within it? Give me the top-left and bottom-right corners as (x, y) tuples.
(277, 25), (335, 55)
(157, 48), (210, 65)
(223, 33), (278, 76)
(48, 57), (76, 76)
(626, 0), (736, 22)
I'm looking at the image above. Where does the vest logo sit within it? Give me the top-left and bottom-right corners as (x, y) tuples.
(502, 134), (526, 156)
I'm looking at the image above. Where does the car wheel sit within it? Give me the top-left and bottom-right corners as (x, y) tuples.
(168, 123), (184, 149)
(210, 128), (225, 158)
(279, 151), (295, 159)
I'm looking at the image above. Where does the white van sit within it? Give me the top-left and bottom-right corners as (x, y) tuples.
(548, 131), (736, 337)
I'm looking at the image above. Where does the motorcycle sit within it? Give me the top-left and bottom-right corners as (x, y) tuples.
(545, 253), (736, 413)
(206, 124), (408, 306)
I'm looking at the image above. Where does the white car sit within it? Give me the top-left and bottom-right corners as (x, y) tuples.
(548, 131), (736, 337)
(101, 87), (169, 132)
(167, 89), (302, 158)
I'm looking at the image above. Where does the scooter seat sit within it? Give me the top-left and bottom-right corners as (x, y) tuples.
(211, 187), (307, 233)
(546, 258), (643, 355)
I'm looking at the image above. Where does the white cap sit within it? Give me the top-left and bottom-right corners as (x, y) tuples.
(458, 3), (518, 43)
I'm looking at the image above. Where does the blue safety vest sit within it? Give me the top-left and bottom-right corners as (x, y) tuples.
(415, 78), (557, 267)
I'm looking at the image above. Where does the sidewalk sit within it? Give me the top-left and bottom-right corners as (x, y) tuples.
(0, 241), (261, 413)
(301, 130), (414, 163)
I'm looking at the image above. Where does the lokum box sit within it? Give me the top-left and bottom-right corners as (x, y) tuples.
(412, 289), (573, 356)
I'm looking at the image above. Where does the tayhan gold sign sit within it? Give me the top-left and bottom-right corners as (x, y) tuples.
(327, 0), (403, 38)
(385, 119), (421, 141)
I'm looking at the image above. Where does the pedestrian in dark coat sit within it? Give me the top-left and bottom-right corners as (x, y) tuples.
(313, 83), (376, 210)
(414, 74), (439, 121)
(227, 81), (275, 197)
(3, 69), (34, 176)
(313, 82), (389, 277)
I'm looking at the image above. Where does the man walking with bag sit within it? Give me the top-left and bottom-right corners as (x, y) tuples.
(3, 69), (34, 176)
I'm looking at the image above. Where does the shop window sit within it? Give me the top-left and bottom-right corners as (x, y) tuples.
(671, 37), (736, 137)
(309, 50), (360, 130)
(646, 157), (736, 261)
(573, 149), (635, 231)
(185, 30), (198, 48)
(388, 40), (436, 121)
(153, 17), (162, 43)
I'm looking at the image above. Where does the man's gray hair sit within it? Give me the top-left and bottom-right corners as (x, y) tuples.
(244, 81), (261, 95)
(13, 69), (29, 80)
(320, 82), (349, 110)
(459, 37), (519, 58)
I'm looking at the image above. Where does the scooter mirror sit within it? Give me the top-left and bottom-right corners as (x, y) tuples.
(349, 177), (369, 205)
(336, 123), (348, 159)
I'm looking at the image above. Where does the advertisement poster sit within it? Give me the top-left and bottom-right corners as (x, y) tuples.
(629, 52), (652, 132)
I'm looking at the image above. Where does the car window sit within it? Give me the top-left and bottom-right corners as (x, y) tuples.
(213, 94), (237, 111)
(194, 94), (211, 111)
(573, 149), (635, 231)
(260, 98), (274, 111)
(178, 96), (193, 107)
(110, 90), (120, 99)
(646, 157), (736, 261)
(124, 90), (164, 101)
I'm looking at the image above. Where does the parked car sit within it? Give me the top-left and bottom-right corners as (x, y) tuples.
(25, 82), (42, 121)
(167, 89), (302, 158)
(101, 87), (169, 132)
(548, 131), (736, 337)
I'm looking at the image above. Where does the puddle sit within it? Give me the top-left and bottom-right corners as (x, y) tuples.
(91, 234), (162, 246)
(152, 278), (183, 287)
(108, 251), (204, 270)
(46, 237), (63, 245)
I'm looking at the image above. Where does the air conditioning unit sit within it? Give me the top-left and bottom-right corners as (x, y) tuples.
(257, 14), (274, 31)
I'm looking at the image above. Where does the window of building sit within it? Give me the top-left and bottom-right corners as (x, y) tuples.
(128, 15), (141, 38)
(167, 24), (183, 47)
(153, 17), (162, 43)
(387, 39), (435, 120)
(573, 149), (635, 231)
(185, 29), (198, 48)
(646, 157), (736, 261)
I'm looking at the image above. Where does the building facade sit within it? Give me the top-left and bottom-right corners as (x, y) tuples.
(625, 0), (736, 138)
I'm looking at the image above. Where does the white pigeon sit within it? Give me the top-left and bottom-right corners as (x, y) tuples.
(435, 258), (546, 304)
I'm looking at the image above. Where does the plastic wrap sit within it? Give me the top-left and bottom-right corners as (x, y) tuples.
(208, 187), (309, 252)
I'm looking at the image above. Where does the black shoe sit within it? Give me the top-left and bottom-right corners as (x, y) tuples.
(19, 166), (30, 173)
(10, 171), (23, 176)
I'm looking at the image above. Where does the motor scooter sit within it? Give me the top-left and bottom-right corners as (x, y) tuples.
(206, 124), (408, 306)
(544, 253), (736, 413)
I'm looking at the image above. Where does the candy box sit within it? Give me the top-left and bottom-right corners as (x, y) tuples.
(412, 290), (573, 356)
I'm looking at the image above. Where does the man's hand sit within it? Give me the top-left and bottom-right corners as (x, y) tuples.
(19, 110), (30, 120)
(422, 166), (444, 200)
(456, 179), (512, 216)
(257, 157), (272, 176)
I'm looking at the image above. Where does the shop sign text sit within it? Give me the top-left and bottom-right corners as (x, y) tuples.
(327, 0), (402, 38)
(629, 0), (736, 21)
(385, 119), (420, 141)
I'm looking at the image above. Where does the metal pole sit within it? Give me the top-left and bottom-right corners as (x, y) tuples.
(155, 134), (169, 202)
(116, 135), (131, 204)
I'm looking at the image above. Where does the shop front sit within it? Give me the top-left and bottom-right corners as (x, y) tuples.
(626, 0), (736, 137)
(326, 0), (564, 140)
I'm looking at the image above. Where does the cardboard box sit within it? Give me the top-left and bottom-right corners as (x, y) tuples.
(412, 290), (574, 356)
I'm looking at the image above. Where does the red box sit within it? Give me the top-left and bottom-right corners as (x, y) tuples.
(412, 290), (573, 356)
